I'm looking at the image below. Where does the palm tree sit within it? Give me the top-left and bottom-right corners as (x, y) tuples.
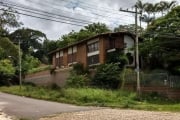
(135, 0), (146, 13)
(152, 3), (160, 18)
(144, 3), (154, 18)
(166, 0), (177, 12)
(135, 0), (146, 32)
(158, 1), (177, 16)
(140, 14), (154, 27)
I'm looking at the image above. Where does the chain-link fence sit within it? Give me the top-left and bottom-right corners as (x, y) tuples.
(169, 75), (180, 88)
(141, 73), (168, 87)
(124, 72), (180, 89)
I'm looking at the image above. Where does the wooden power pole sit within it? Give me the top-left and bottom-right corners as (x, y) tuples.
(120, 5), (141, 96)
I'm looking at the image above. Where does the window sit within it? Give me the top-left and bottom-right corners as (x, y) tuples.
(68, 46), (77, 63)
(88, 55), (99, 65)
(88, 42), (99, 53)
(59, 51), (63, 67)
(59, 56), (63, 66)
(55, 52), (60, 67)
(109, 37), (115, 49)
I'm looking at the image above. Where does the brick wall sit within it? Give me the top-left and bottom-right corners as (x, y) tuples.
(52, 54), (56, 67)
(77, 43), (87, 67)
(115, 35), (124, 49)
(99, 36), (107, 64)
(63, 49), (68, 67)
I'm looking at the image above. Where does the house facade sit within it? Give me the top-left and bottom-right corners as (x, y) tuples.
(49, 32), (136, 69)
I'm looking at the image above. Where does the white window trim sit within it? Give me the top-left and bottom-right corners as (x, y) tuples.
(107, 48), (116, 53)
(87, 51), (99, 57)
(88, 63), (100, 67)
(68, 62), (77, 66)
(55, 52), (59, 58)
(73, 46), (77, 53)
(68, 47), (72, 54)
(60, 51), (63, 57)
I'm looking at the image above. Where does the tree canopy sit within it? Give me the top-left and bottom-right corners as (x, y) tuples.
(58, 22), (111, 47)
(114, 24), (143, 35)
(140, 5), (180, 73)
(0, 8), (22, 37)
(0, 37), (19, 60)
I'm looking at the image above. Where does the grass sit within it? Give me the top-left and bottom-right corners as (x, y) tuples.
(0, 85), (180, 112)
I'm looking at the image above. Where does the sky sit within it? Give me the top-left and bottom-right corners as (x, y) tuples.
(4, 0), (180, 40)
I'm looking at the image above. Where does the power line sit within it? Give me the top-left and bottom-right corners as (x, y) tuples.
(1, 3), (91, 25)
(6, 0), (134, 26)
(0, 8), (86, 27)
(78, 0), (136, 14)
(5, 0), (133, 26)
(1, 0), (93, 24)
(60, 0), (134, 17)
(25, 0), (102, 22)
(25, 0), (134, 23)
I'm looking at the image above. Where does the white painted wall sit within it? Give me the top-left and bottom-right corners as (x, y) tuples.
(124, 35), (135, 66)
(124, 35), (134, 53)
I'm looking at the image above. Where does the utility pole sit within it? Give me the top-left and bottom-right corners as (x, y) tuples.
(119, 6), (141, 96)
(19, 39), (22, 90)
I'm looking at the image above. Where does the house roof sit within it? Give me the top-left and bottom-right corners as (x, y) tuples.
(48, 31), (137, 55)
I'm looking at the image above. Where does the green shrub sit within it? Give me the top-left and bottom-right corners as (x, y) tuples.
(66, 63), (90, 88)
(92, 63), (121, 89)
(72, 63), (89, 75)
(66, 74), (90, 88)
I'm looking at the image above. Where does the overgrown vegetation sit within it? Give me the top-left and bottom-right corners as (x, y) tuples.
(27, 65), (50, 74)
(1, 85), (180, 111)
(92, 63), (121, 89)
(66, 63), (90, 88)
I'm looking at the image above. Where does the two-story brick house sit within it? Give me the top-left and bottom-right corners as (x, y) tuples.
(49, 32), (136, 69)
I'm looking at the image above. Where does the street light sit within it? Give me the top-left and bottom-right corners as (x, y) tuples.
(8, 39), (22, 90)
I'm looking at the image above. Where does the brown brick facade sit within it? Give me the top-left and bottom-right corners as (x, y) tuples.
(50, 32), (135, 69)
(115, 35), (124, 49)
(77, 43), (87, 67)
(63, 49), (68, 67)
(99, 36), (107, 64)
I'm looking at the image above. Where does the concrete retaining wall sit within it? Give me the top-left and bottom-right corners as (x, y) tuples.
(25, 68), (71, 87)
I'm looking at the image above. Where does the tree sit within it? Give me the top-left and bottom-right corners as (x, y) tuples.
(0, 59), (16, 85)
(0, 8), (22, 85)
(92, 63), (121, 89)
(83, 22), (111, 34)
(158, 1), (177, 16)
(140, 14), (154, 26)
(114, 24), (143, 35)
(0, 59), (15, 75)
(140, 6), (180, 73)
(9, 28), (47, 62)
(0, 37), (19, 60)
(58, 22), (111, 47)
(136, 1), (177, 27)
(0, 8), (22, 37)
(22, 55), (40, 74)
(135, 0), (146, 13)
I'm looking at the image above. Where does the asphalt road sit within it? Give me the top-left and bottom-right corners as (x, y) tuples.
(0, 92), (97, 120)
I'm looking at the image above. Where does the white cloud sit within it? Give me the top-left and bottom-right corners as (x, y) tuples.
(7, 0), (180, 40)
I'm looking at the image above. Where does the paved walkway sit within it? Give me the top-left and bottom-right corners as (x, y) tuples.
(0, 92), (97, 120)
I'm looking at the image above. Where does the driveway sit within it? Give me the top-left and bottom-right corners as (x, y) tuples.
(0, 92), (97, 120)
